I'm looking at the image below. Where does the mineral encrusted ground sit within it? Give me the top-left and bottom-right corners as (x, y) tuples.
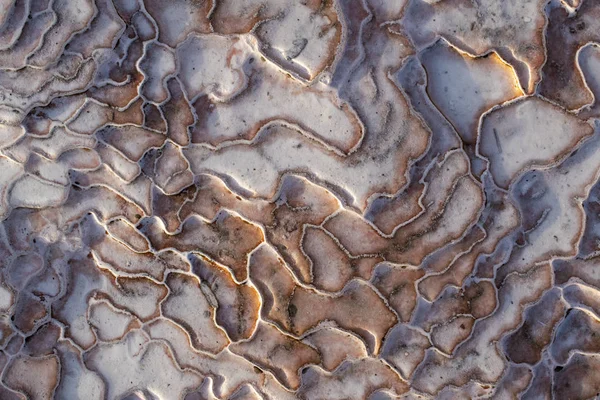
(0, 0), (599, 399)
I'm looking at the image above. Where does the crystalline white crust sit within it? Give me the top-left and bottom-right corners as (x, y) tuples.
(0, 0), (599, 399)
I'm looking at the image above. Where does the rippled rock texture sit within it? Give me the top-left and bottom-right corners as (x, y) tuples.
(0, 0), (599, 398)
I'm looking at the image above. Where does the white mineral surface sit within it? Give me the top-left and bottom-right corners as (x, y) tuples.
(0, 0), (598, 398)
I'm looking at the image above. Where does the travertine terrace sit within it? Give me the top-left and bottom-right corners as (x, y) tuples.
(0, 0), (599, 398)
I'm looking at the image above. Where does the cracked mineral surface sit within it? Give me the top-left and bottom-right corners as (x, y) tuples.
(0, 0), (599, 399)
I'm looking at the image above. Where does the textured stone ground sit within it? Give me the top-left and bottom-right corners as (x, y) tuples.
(0, 0), (599, 398)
